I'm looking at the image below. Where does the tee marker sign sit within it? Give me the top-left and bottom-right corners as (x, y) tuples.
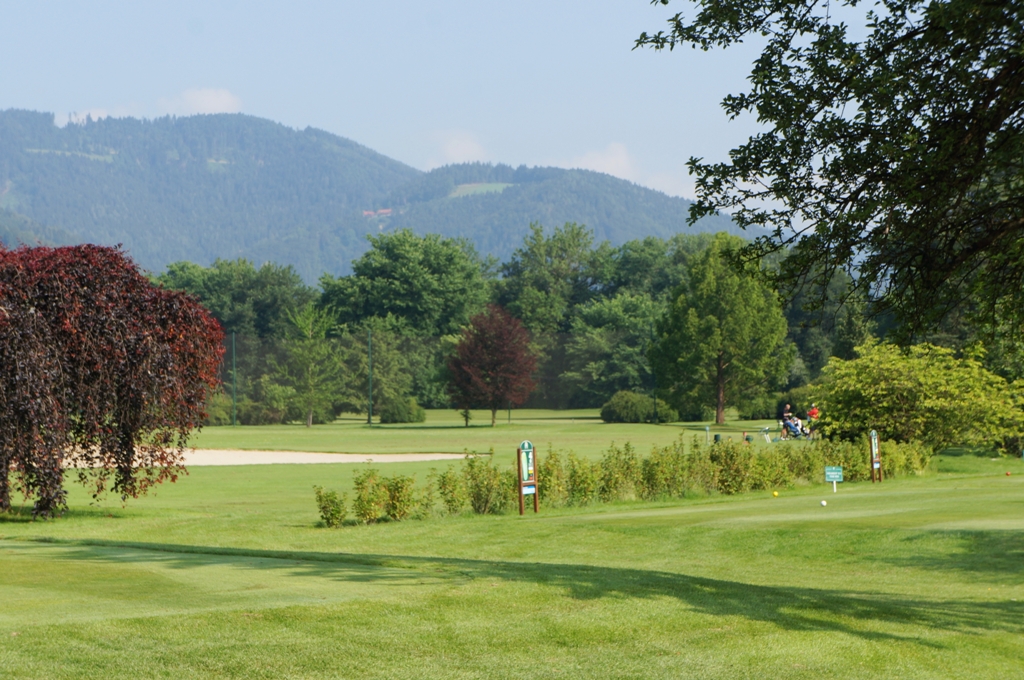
(517, 440), (539, 515)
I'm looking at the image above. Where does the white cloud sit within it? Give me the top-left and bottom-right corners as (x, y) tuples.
(570, 142), (637, 181)
(158, 88), (242, 116)
(429, 130), (488, 167)
(560, 143), (695, 199)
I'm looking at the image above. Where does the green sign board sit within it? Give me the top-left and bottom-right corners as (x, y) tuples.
(520, 440), (533, 452)
(825, 466), (844, 483)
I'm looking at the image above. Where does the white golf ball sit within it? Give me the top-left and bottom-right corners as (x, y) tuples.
(820, 500), (827, 506)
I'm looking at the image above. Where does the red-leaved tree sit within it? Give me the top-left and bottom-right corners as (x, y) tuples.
(447, 305), (537, 427)
(0, 245), (223, 516)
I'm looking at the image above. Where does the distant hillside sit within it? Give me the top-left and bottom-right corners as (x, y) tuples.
(0, 208), (79, 248)
(0, 110), (743, 280)
(0, 110), (418, 279)
(379, 163), (740, 261)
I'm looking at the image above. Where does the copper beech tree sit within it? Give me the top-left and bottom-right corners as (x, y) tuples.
(447, 305), (537, 427)
(0, 245), (223, 517)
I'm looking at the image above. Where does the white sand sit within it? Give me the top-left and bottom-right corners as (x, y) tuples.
(183, 449), (471, 466)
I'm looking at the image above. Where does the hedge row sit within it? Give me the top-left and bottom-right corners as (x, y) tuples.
(313, 436), (933, 525)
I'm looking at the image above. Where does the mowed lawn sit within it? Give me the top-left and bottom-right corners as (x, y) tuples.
(0, 440), (1022, 678)
(189, 408), (772, 458)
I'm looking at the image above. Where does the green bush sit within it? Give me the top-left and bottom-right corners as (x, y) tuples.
(463, 454), (505, 514)
(538, 448), (569, 508)
(600, 391), (678, 423)
(709, 440), (755, 495)
(815, 341), (1022, 450)
(313, 486), (347, 528)
(378, 396), (426, 424)
(436, 465), (467, 514)
(352, 469), (388, 523)
(382, 475), (416, 520)
(748, 447), (794, 490)
(640, 438), (688, 499)
(599, 442), (642, 501)
(566, 452), (599, 506)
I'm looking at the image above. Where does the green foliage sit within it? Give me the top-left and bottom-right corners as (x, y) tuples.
(312, 486), (347, 528)
(815, 342), (1022, 450)
(566, 453), (600, 506)
(378, 396), (426, 424)
(436, 465), (467, 515)
(563, 292), (664, 406)
(709, 440), (755, 495)
(273, 303), (348, 427)
(352, 469), (388, 523)
(651, 233), (790, 423)
(321, 229), (490, 337)
(382, 475), (416, 521)
(639, 0), (1024, 338)
(598, 443), (642, 502)
(462, 454), (507, 515)
(537, 448), (569, 507)
(600, 391), (678, 424)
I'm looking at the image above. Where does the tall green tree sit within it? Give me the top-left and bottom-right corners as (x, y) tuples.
(320, 229), (490, 337)
(639, 0), (1024, 339)
(274, 304), (348, 427)
(497, 222), (612, 334)
(563, 292), (663, 407)
(157, 258), (314, 338)
(650, 234), (790, 423)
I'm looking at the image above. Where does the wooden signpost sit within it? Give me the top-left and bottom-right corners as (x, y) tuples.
(517, 440), (539, 515)
(870, 429), (883, 483)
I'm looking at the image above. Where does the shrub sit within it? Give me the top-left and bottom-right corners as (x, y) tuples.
(709, 440), (754, 494)
(538, 448), (569, 507)
(640, 438), (688, 499)
(599, 442), (642, 501)
(437, 464), (467, 514)
(566, 452), (599, 506)
(313, 486), (347, 528)
(463, 454), (505, 514)
(600, 391), (678, 423)
(815, 341), (1022, 450)
(382, 474), (416, 520)
(352, 469), (388, 523)
(416, 469), (439, 519)
(748, 447), (793, 490)
(379, 396), (426, 424)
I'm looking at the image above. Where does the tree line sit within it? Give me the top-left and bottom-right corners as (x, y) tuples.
(156, 222), (1021, 429)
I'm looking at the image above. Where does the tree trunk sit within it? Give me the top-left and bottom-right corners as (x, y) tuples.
(490, 409), (497, 427)
(307, 409), (313, 428)
(0, 458), (10, 512)
(716, 354), (726, 425)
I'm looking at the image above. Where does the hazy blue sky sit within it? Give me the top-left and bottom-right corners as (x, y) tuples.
(0, 1), (766, 198)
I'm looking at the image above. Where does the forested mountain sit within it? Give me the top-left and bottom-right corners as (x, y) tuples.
(0, 109), (740, 280)
(0, 208), (79, 248)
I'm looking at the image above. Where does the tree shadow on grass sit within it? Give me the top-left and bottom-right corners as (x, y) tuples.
(9, 537), (1022, 645)
(885, 530), (1024, 584)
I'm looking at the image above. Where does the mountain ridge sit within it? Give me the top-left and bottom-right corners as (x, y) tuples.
(0, 109), (743, 281)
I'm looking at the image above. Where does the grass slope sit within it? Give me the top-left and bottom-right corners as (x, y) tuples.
(1, 445), (1022, 678)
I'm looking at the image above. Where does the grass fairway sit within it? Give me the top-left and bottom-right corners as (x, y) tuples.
(189, 409), (766, 458)
(1, 451), (1023, 678)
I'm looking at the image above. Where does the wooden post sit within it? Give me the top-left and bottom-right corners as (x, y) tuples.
(533, 451), (540, 513)
(517, 447), (525, 516)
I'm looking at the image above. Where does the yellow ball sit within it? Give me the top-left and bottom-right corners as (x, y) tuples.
(772, 491), (779, 497)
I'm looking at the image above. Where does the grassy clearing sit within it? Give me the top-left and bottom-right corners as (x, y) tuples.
(1, 445), (1022, 678)
(448, 182), (513, 198)
(191, 408), (770, 457)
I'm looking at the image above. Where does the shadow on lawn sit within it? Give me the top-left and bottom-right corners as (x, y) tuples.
(11, 537), (1023, 644)
(887, 530), (1024, 584)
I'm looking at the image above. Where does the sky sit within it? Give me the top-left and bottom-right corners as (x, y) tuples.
(0, 1), (767, 199)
